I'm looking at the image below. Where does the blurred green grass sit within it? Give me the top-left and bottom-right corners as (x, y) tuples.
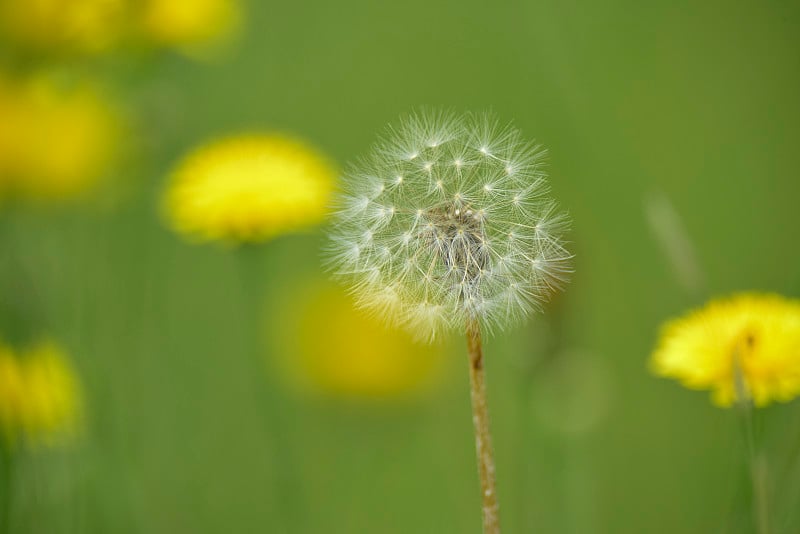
(4, 0), (800, 532)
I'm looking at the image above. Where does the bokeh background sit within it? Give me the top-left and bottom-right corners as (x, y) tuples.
(2, 0), (800, 532)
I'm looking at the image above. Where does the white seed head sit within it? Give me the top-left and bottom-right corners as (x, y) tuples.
(327, 111), (571, 341)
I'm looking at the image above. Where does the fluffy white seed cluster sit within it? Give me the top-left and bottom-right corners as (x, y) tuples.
(327, 112), (571, 341)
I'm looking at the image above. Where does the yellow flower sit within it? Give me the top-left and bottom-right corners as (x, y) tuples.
(651, 293), (800, 407)
(0, 74), (122, 204)
(0, 340), (83, 447)
(138, 0), (240, 57)
(271, 282), (448, 399)
(0, 0), (127, 54)
(163, 134), (335, 244)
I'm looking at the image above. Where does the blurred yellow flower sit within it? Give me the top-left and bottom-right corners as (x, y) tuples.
(651, 293), (800, 408)
(0, 75), (123, 204)
(0, 0), (127, 54)
(163, 134), (335, 244)
(0, 340), (83, 447)
(272, 283), (447, 399)
(0, 0), (242, 58)
(138, 0), (240, 56)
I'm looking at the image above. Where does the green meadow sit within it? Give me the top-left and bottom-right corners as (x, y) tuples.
(1, 0), (799, 532)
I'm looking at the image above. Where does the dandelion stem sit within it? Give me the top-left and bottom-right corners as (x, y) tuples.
(466, 320), (500, 534)
(733, 351), (769, 534)
(739, 403), (769, 534)
(750, 452), (769, 534)
(0, 443), (12, 534)
(236, 246), (300, 533)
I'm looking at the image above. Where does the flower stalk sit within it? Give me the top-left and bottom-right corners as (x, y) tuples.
(0, 443), (12, 534)
(467, 320), (500, 534)
(236, 246), (302, 533)
(733, 352), (769, 534)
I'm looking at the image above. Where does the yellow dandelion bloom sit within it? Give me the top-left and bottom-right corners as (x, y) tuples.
(19, 342), (83, 445)
(271, 283), (448, 399)
(0, 0), (127, 54)
(138, 0), (240, 57)
(0, 340), (83, 447)
(0, 75), (122, 203)
(163, 134), (335, 243)
(651, 293), (800, 408)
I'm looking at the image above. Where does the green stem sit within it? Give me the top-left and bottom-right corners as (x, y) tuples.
(733, 353), (769, 534)
(236, 246), (299, 533)
(0, 443), (13, 534)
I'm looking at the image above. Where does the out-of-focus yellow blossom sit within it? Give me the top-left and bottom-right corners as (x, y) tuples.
(163, 134), (335, 244)
(272, 283), (447, 399)
(0, 340), (83, 447)
(138, 0), (240, 57)
(651, 293), (800, 408)
(0, 0), (127, 55)
(0, 75), (122, 204)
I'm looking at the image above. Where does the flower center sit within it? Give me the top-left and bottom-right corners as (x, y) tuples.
(423, 203), (489, 295)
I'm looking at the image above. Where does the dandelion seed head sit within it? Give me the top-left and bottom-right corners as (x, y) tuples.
(327, 111), (571, 340)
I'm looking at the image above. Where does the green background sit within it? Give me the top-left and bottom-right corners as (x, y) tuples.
(3, 0), (800, 532)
